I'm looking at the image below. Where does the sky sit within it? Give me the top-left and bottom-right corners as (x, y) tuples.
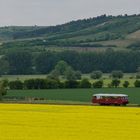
(0, 0), (140, 26)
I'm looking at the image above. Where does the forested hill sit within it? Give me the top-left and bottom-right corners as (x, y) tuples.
(0, 14), (140, 52)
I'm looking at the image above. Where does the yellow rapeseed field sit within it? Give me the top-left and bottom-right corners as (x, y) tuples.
(0, 104), (140, 140)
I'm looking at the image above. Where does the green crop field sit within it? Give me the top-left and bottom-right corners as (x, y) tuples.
(5, 88), (140, 104)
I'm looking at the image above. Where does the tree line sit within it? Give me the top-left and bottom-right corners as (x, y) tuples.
(1, 78), (140, 91)
(1, 49), (140, 75)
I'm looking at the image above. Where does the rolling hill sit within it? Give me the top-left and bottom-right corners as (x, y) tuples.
(0, 14), (140, 53)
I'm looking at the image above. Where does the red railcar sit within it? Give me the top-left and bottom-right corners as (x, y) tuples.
(92, 94), (129, 106)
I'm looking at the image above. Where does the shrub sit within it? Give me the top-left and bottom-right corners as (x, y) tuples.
(24, 79), (46, 89)
(0, 82), (7, 97)
(111, 79), (120, 88)
(9, 80), (23, 89)
(79, 78), (91, 88)
(93, 80), (103, 88)
(34, 79), (46, 89)
(64, 67), (76, 81)
(108, 83), (113, 88)
(74, 71), (82, 80)
(65, 80), (79, 88)
(48, 69), (60, 80)
(90, 71), (102, 79)
(123, 81), (130, 88)
(24, 79), (35, 89)
(136, 73), (140, 79)
(111, 71), (123, 79)
(45, 79), (59, 89)
(58, 81), (65, 89)
(134, 80), (140, 87)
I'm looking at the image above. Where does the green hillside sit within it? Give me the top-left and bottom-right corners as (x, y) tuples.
(0, 14), (140, 53)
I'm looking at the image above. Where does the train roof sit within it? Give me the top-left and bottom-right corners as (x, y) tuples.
(93, 94), (128, 97)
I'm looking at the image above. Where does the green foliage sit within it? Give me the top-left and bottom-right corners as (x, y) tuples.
(1, 50), (140, 75)
(64, 67), (76, 81)
(1, 79), (9, 88)
(74, 71), (82, 80)
(24, 79), (46, 89)
(111, 79), (121, 88)
(93, 80), (103, 88)
(6, 51), (32, 74)
(64, 80), (79, 88)
(45, 79), (59, 89)
(35, 52), (58, 74)
(137, 67), (140, 73)
(0, 57), (9, 75)
(111, 71), (124, 79)
(127, 42), (140, 50)
(79, 78), (91, 88)
(0, 82), (7, 99)
(134, 80), (140, 87)
(9, 80), (23, 89)
(47, 69), (60, 80)
(0, 14), (140, 53)
(90, 71), (102, 79)
(123, 81), (130, 88)
(54, 60), (69, 75)
(136, 73), (140, 79)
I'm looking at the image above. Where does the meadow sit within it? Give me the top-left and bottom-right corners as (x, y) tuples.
(0, 73), (137, 87)
(0, 104), (140, 140)
(5, 88), (140, 104)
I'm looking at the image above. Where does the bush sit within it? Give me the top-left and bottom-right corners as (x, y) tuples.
(24, 79), (35, 89)
(93, 80), (103, 88)
(48, 69), (60, 80)
(65, 80), (79, 88)
(64, 67), (77, 81)
(123, 81), (130, 88)
(111, 71), (123, 79)
(58, 81), (65, 89)
(111, 79), (120, 88)
(136, 73), (140, 79)
(79, 78), (91, 88)
(108, 83), (113, 88)
(24, 79), (46, 89)
(45, 79), (59, 89)
(0, 82), (7, 97)
(9, 80), (23, 89)
(34, 79), (46, 89)
(134, 80), (140, 87)
(90, 71), (102, 79)
(74, 71), (82, 80)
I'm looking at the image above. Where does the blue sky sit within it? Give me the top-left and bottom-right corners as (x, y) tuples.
(0, 0), (140, 26)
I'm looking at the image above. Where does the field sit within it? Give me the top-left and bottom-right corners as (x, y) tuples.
(5, 88), (140, 104)
(0, 104), (140, 140)
(0, 73), (137, 87)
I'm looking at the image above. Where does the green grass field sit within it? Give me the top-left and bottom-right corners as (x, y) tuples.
(5, 88), (140, 104)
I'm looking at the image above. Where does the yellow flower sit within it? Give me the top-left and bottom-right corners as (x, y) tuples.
(0, 104), (140, 140)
